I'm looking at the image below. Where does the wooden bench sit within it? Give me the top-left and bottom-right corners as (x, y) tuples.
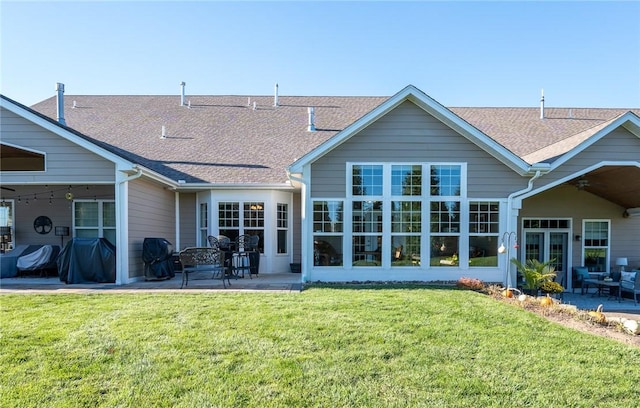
(178, 247), (230, 289)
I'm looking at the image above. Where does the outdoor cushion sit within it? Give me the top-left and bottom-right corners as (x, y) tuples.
(621, 271), (637, 282)
(574, 267), (590, 280)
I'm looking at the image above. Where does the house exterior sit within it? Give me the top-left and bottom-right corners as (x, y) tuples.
(1, 84), (639, 288)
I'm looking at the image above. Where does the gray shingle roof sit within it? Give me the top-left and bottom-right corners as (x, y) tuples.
(30, 95), (639, 184)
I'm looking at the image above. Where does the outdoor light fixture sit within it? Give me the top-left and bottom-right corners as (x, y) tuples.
(55, 226), (70, 247)
(574, 234), (581, 242)
(498, 232), (518, 288)
(616, 257), (628, 272)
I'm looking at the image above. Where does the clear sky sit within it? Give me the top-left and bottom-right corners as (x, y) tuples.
(1, 1), (639, 108)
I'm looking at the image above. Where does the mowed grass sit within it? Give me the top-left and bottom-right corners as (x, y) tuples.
(2, 287), (639, 407)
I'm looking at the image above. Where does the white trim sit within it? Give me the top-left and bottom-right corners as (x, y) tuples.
(517, 161), (640, 203)
(548, 112), (640, 171)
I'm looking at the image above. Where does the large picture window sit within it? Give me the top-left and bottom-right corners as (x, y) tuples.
(333, 162), (478, 270)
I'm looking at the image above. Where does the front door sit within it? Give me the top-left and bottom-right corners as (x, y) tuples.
(523, 231), (569, 289)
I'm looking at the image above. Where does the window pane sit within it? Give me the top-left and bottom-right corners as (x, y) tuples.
(430, 165), (461, 196)
(277, 230), (287, 254)
(430, 236), (459, 267)
(314, 236), (342, 266)
(584, 248), (607, 272)
(430, 201), (460, 233)
(469, 236), (498, 267)
(391, 165), (422, 196)
(199, 203), (208, 228)
(352, 201), (383, 233)
(75, 202), (99, 227)
(313, 201), (343, 233)
(391, 201), (421, 233)
(277, 203), (288, 228)
(244, 202), (264, 228)
(391, 236), (421, 267)
(103, 202), (116, 227)
(103, 229), (117, 247)
(584, 221), (608, 246)
(469, 202), (499, 233)
(244, 230), (264, 253)
(352, 165), (383, 196)
(352, 235), (381, 266)
(219, 202), (239, 228)
(76, 229), (99, 239)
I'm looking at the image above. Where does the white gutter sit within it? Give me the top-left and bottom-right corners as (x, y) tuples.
(502, 169), (544, 287)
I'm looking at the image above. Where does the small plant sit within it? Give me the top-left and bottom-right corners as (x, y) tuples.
(540, 280), (564, 294)
(456, 277), (484, 291)
(510, 258), (557, 294)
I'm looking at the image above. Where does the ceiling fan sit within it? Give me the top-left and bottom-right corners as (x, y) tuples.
(575, 177), (590, 190)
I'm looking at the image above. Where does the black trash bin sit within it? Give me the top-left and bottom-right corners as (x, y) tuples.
(142, 238), (175, 280)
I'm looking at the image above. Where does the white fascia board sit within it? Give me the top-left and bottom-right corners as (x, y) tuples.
(289, 84), (532, 176)
(1, 97), (134, 170)
(548, 112), (640, 171)
(175, 182), (295, 192)
(518, 160), (640, 202)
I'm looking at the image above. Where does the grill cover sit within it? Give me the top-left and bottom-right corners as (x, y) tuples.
(58, 238), (116, 284)
(142, 237), (175, 280)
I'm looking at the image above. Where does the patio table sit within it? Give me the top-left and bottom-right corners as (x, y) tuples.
(583, 279), (621, 302)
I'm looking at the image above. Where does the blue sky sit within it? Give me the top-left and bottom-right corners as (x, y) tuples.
(1, 1), (639, 107)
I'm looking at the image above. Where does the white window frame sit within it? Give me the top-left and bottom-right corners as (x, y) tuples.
(343, 162), (469, 269)
(73, 199), (116, 245)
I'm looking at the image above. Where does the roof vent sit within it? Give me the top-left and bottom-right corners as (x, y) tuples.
(307, 107), (316, 132)
(274, 83), (279, 107)
(55, 82), (66, 125)
(540, 89), (545, 120)
(72, 100), (77, 109)
(253, 101), (257, 110)
(161, 126), (167, 139)
(180, 81), (186, 106)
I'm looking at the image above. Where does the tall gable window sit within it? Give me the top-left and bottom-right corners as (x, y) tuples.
(318, 162), (485, 270)
(0, 143), (45, 171)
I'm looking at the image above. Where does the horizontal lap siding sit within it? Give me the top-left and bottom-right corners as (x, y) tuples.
(311, 101), (525, 197)
(1, 108), (115, 182)
(128, 178), (176, 278)
(179, 193), (197, 249)
(538, 128), (640, 187)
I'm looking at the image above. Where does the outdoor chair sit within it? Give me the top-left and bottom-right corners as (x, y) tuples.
(573, 267), (592, 294)
(179, 247), (230, 289)
(207, 235), (219, 249)
(620, 271), (640, 306)
(231, 235), (253, 279)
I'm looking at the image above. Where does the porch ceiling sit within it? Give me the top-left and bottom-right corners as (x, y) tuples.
(567, 166), (640, 210)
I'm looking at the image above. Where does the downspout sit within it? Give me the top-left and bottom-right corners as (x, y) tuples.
(287, 169), (308, 283)
(503, 170), (543, 287)
(506, 170), (543, 233)
(115, 167), (143, 285)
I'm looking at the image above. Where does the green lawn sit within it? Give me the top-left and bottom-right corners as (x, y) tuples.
(1, 287), (639, 407)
